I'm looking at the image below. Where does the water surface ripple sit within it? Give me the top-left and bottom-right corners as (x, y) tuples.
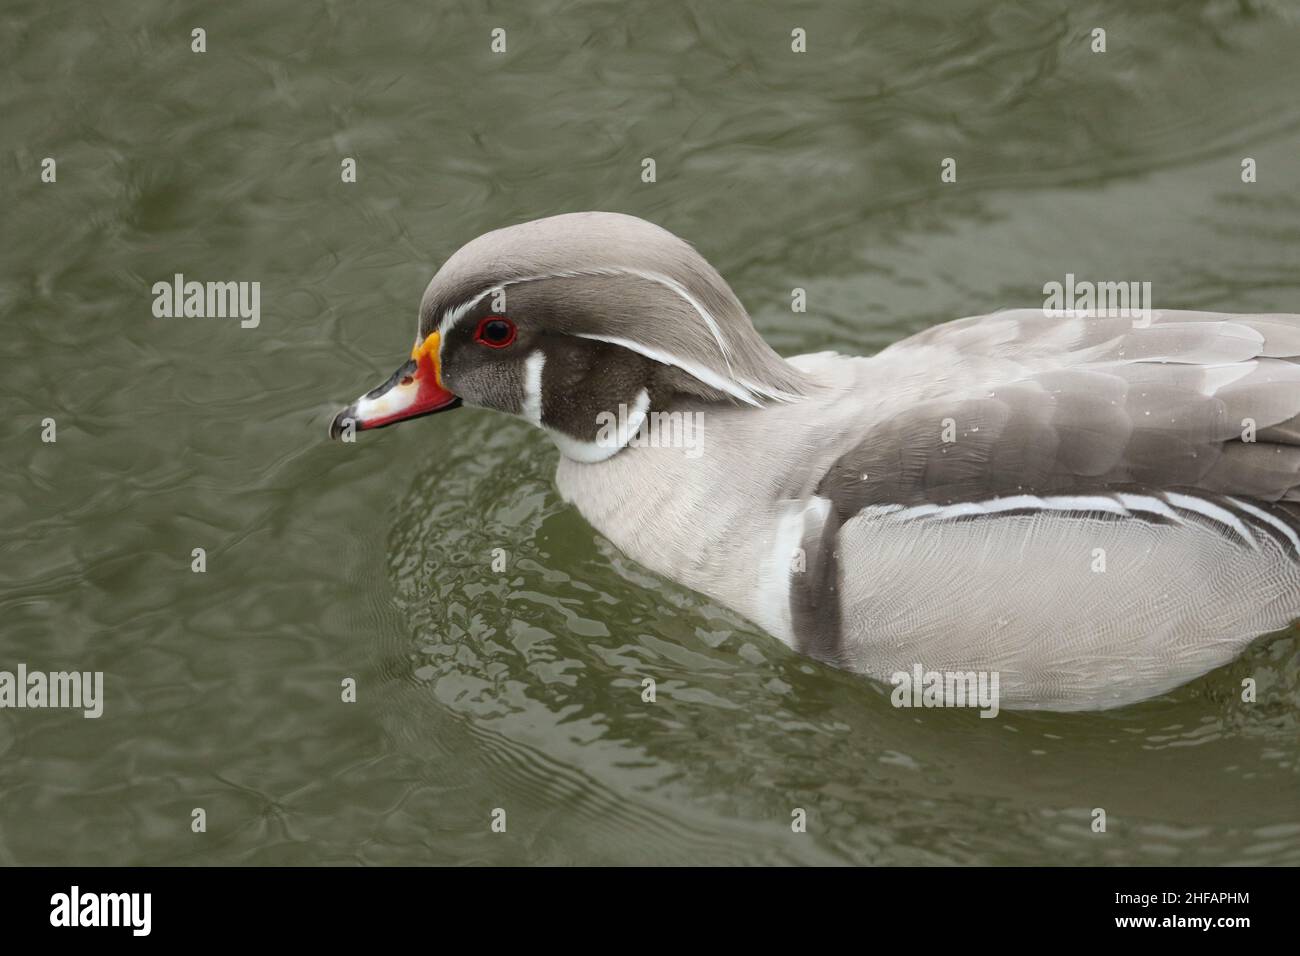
(0, 0), (1297, 865)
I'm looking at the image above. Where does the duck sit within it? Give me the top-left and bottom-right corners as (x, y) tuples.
(330, 211), (1300, 712)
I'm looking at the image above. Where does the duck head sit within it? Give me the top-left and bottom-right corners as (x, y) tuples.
(330, 211), (808, 461)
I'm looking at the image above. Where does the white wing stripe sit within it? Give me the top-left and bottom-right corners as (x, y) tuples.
(864, 490), (1286, 553)
(1229, 497), (1300, 554)
(1116, 492), (1179, 521)
(887, 494), (1133, 524)
(1166, 493), (1257, 549)
(865, 491), (1269, 536)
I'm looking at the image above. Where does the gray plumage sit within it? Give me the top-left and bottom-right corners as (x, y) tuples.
(342, 212), (1300, 711)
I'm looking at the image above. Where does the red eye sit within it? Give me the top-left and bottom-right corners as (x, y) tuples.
(474, 316), (516, 348)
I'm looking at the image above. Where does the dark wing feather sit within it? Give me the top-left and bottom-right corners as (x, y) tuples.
(823, 311), (1300, 515)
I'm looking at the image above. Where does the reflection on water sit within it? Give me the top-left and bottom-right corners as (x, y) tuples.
(380, 413), (1299, 865)
(0, 0), (1297, 864)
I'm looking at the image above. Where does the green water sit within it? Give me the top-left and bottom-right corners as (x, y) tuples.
(2, 0), (1298, 865)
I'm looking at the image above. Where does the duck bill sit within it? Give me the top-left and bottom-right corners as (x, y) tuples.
(329, 331), (461, 439)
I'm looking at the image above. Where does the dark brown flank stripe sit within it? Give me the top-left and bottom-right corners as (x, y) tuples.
(790, 509), (846, 666)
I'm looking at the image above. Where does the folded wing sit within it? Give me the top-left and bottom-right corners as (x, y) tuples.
(803, 310), (1300, 709)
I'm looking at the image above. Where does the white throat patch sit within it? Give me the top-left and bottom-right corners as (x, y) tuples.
(548, 388), (651, 464)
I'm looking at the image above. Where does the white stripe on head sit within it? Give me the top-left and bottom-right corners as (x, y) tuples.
(521, 349), (545, 426)
(573, 332), (763, 406)
(619, 267), (735, 368)
(437, 286), (498, 337)
(432, 269), (800, 406)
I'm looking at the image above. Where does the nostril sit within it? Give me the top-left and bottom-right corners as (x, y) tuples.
(400, 375), (414, 387)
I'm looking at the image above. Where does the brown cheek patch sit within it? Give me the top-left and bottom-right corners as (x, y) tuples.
(535, 339), (657, 444)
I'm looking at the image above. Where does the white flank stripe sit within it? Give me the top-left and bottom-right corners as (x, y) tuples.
(873, 490), (1272, 553)
(1034, 495), (1129, 516)
(1116, 492), (1180, 522)
(892, 494), (1127, 523)
(972, 494), (1044, 513)
(1229, 497), (1300, 554)
(896, 503), (943, 521)
(1166, 492), (1257, 548)
(883, 493), (1160, 525)
(926, 501), (985, 518)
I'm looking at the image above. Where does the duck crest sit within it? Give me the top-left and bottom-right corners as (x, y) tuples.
(420, 211), (812, 408)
